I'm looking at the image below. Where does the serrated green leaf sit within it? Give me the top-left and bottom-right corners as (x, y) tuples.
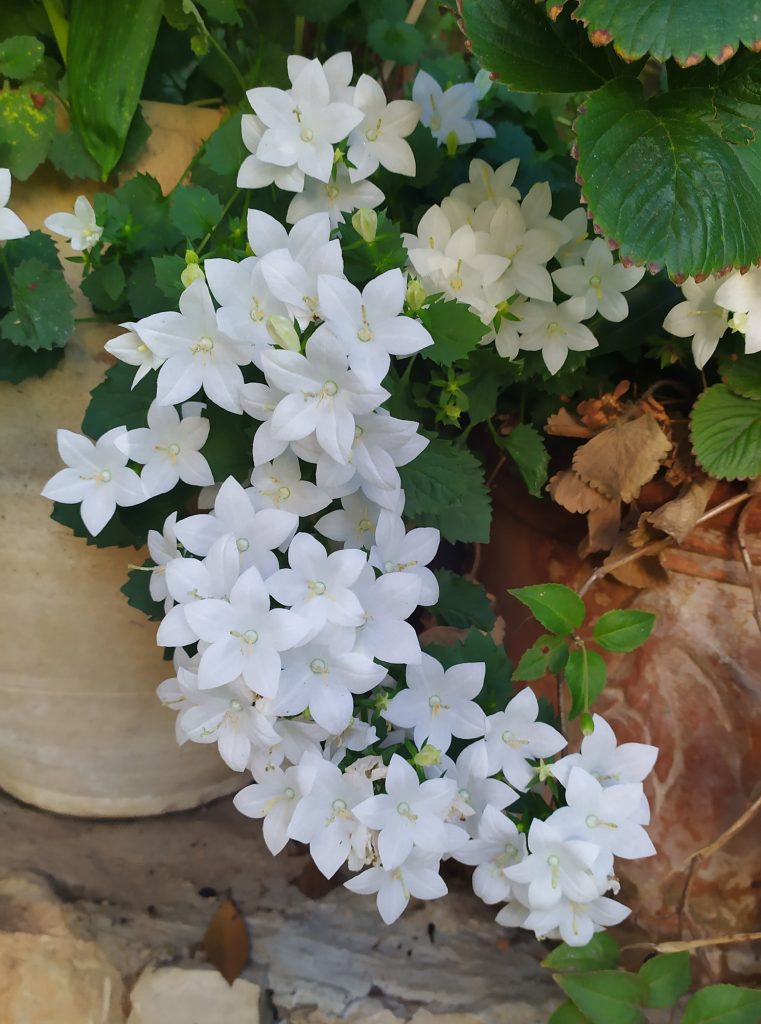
(203, 403), (253, 480)
(682, 984), (761, 1024)
(460, 0), (612, 93)
(170, 184), (224, 241)
(690, 384), (761, 480)
(399, 438), (491, 543)
(48, 126), (101, 179)
(593, 610), (655, 653)
(500, 423), (549, 497)
(367, 19), (424, 65)
(127, 256), (177, 318)
(0, 35), (44, 79)
(340, 210), (408, 287)
(555, 971), (646, 1024)
(152, 253), (185, 302)
(509, 583), (585, 635)
(543, 934), (621, 973)
(548, 1001), (592, 1024)
(95, 174), (180, 256)
(0, 84), (56, 179)
(81, 260), (127, 313)
(513, 634), (568, 681)
(198, 0), (242, 24)
(565, 646), (607, 718)
(418, 299), (487, 367)
(0, 258), (75, 351)
(575, 73), (761, 278)
(572, 0), (761, 66)
(121, 560), (164, 621)
(425, 627), (512, 715)
(638, 952), (691, 1010)
(0, 340), (64, 383)
(720, 354), (761, 400)
(192, 113), (247, 189)
(432, 569), (496, 631)
(81, 361), (154, 438)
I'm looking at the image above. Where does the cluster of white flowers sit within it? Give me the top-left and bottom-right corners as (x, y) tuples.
(404, 167), (645, 374)
(42, 52), (658, 942)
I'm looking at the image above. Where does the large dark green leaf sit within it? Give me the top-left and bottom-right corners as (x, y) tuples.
(690, 383), (761, 479)
(432, 569), (496, 631)
(572, 0), (761, 66)
(400, 438), (491, 543)
(0, 84), (56, 179)
(543, 934), (621, 973)
(575, 74), (761, 277)
(0, 36), (44, 79)
(0, 258), (75, 351)
(638, 952), (691, 1009)
(555, 971), (646, 1024)
(682, 984), (761, 1024)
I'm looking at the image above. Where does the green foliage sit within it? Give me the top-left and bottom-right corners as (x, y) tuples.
(80, 260), (127, 312)
(425, 627), (512, 715)
(575, 74), (761, 277)
(681, 984), (761, 1023)
(543, 934), (621, 973)
(554, 971), (646, 1024)
(339, 211), (408, 286)
(81, 362), (155, 437)
(0, 35), (44, 79)
(418, 299), (488, 367)
(564, 646), (607, 718)
(0, 258), (74, 351)
(67, 0), (164, 177)
(399, 438), (491, 543)
(592, 610), (655, 653)
(690, 384), (761, 479)
(512, 633), (568, 681)
(498, 423), (549, 497)
(547, 1003), (590, 1024)
(95, 174), (180, 255)
(121, 560), (164, 621)
(282, 0), (353, 20)
(50, 500), (143, 549)
(170, 184), (224, 241)
(0, 340), (64, 383)
(201, 403), (254, 480)
(0, 84), (56, 179)
(638, 952), (691, 1009)
(367, 19), (424, 65)
(432, 569), (496, 631)
(509, 583), (585, 635)
(570, 0), (761, 66)
(720, 354), (761, 400)
(152, 254), (186, 303)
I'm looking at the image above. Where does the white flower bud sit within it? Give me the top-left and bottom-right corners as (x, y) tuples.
(266, 314), (300, 351)
(351, 207), (378, 243)
(180, 263), (205, 288)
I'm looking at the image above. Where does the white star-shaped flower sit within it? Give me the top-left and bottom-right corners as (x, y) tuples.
(116, 401), (213, 497)
(44, 195), (102, 251)
(552, 238), (645, 322)
(0, 168), (29, 241)
(347, 73), (420, 180)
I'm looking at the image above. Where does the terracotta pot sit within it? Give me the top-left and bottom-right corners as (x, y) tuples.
(478, 476), (761, 980)
(0, 103), (238, 817)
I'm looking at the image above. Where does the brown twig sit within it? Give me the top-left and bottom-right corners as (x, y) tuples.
(577, 490), (753, 599)
(623, 932), (761, 954)
(683, 790), (761, 868)
(736, 494), (761, 634)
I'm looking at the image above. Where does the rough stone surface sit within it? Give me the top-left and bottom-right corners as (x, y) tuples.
(127, 967), (262, 1023)
(0, 791), (559, 1023)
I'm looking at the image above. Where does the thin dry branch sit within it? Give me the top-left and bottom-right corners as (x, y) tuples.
(736, 494), (761, 635)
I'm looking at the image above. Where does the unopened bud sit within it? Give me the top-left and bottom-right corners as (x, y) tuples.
(579, 712), (595, 736)
(406, 278), (427, 312)
(445, 130), (459, 157)
(729, 311), (749, 334)
(266, 314), (300, 351)
(474, 67), (493, 99)
(537, 759), (555, 783)
(185, 249), (200, 265)
(373, 690), (390, 712)
(180, 263), (205, 288)
(412, 744), (442, 768)
(190, 33), (210, 56)
(351, 207), (378, 244)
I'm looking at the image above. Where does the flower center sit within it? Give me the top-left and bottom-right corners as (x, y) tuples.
(97, 469), (112, 483)
(195, 335), (214, 353)
(168, 442), (181, 456)
(396, 800), (418, 821)
(428, 693), (442, 708)
(310, 657), (328, 674)
(358, 518), (372, 532)
(229, 699), (243, 712)
(250, 297), (265, 322)
(332, 797), (348, 813)
(300, 127), (314, 143)
(284, 786), (296, 800)
(277, 485), (291, 500)
(382, 560), (396, 573)
(236, 537), (250, 552)
(323, 379), (338, 397)
(326, 183), (340, 200)
(354, 425), (363, 440)
(242, 629), (259, 645)
(459, 787), (471, 801)
(589, 274), (602, 288)
(585, 814), (600, 828)
(308, 580), (327, 596)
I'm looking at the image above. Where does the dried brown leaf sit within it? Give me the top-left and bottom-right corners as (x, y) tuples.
(545, 408), (593, 438)
(203, 897), (249, 986)
(642, 476), (716, 543)
(572, 413), (672, 503)
(549, 470), (609, 514)
(579, 501), (622, 557)
(602, 534), (670, 589)
(577, 380), (630, 431)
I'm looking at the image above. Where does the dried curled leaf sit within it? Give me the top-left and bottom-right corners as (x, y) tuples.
(603, 531), (670, 589)
(549, 470), (610, 514)
(203, 897), (249, 986)
(579, 501), (622, 558)
(576, 380), (630, 432)
(545, 408), (593, 438)
(572, 414), (672, 503)
(640, 476), (716, 544)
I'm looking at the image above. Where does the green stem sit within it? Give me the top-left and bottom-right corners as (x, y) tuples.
(294, 15), (305, 55)
(197, 188), (243, 255)
(186, 96), (224, 107)
(400, 353), (417, 384)
(0, 247), (14, 300)
(205, 30), (248, 95)
(42, 0), (69, 64)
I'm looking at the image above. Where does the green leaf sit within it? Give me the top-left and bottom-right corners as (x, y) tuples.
(170, 184), (224, 241)
(81, 260), (127, 313)
(499, 424), (549, 498)
(418, 299), (488, 368)
(572, 0), (761, 65)
(50, 500), (143, 549)
(0, 84), (56, 179)
(202, 404), (253, 480)
(127, 256), (176, 318)
(282, 0), (353, 20)
(460, 0), (611, 92)
(564, 647), (607, 718)
(0, 258), (75, 351)
(339, 210), (408, 287)
(513, 634), (568, 681)
(682, 984), (761, 1024)
(121, 560), (163, 621)
(548, 1001), (592, 1024)
(95, 174), (180, 255)
(554, 971), (646, 1024)
(48, 126), (101, 179)
(152, 253), (185, 302)
(81, 362), (154, 438)
(638, 952), (691, 1010)
(432, 569), (496, 631)
(508, 583), (585, 635)
(543, 934), (621, 973)
(399, 438), (492, 543)
(720, 354), (761, 400)
(367, 19), (424, 64)
(575, 74), (761, 278)
(690, 384), (761, 480)
(0, 35), (44, 79)
(68, 0), (164, 176)
(425, 627), (512, 715)
(593, 610), (655, 653)
(192, 112), (247, 190)
(0, 340), (64, 383)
